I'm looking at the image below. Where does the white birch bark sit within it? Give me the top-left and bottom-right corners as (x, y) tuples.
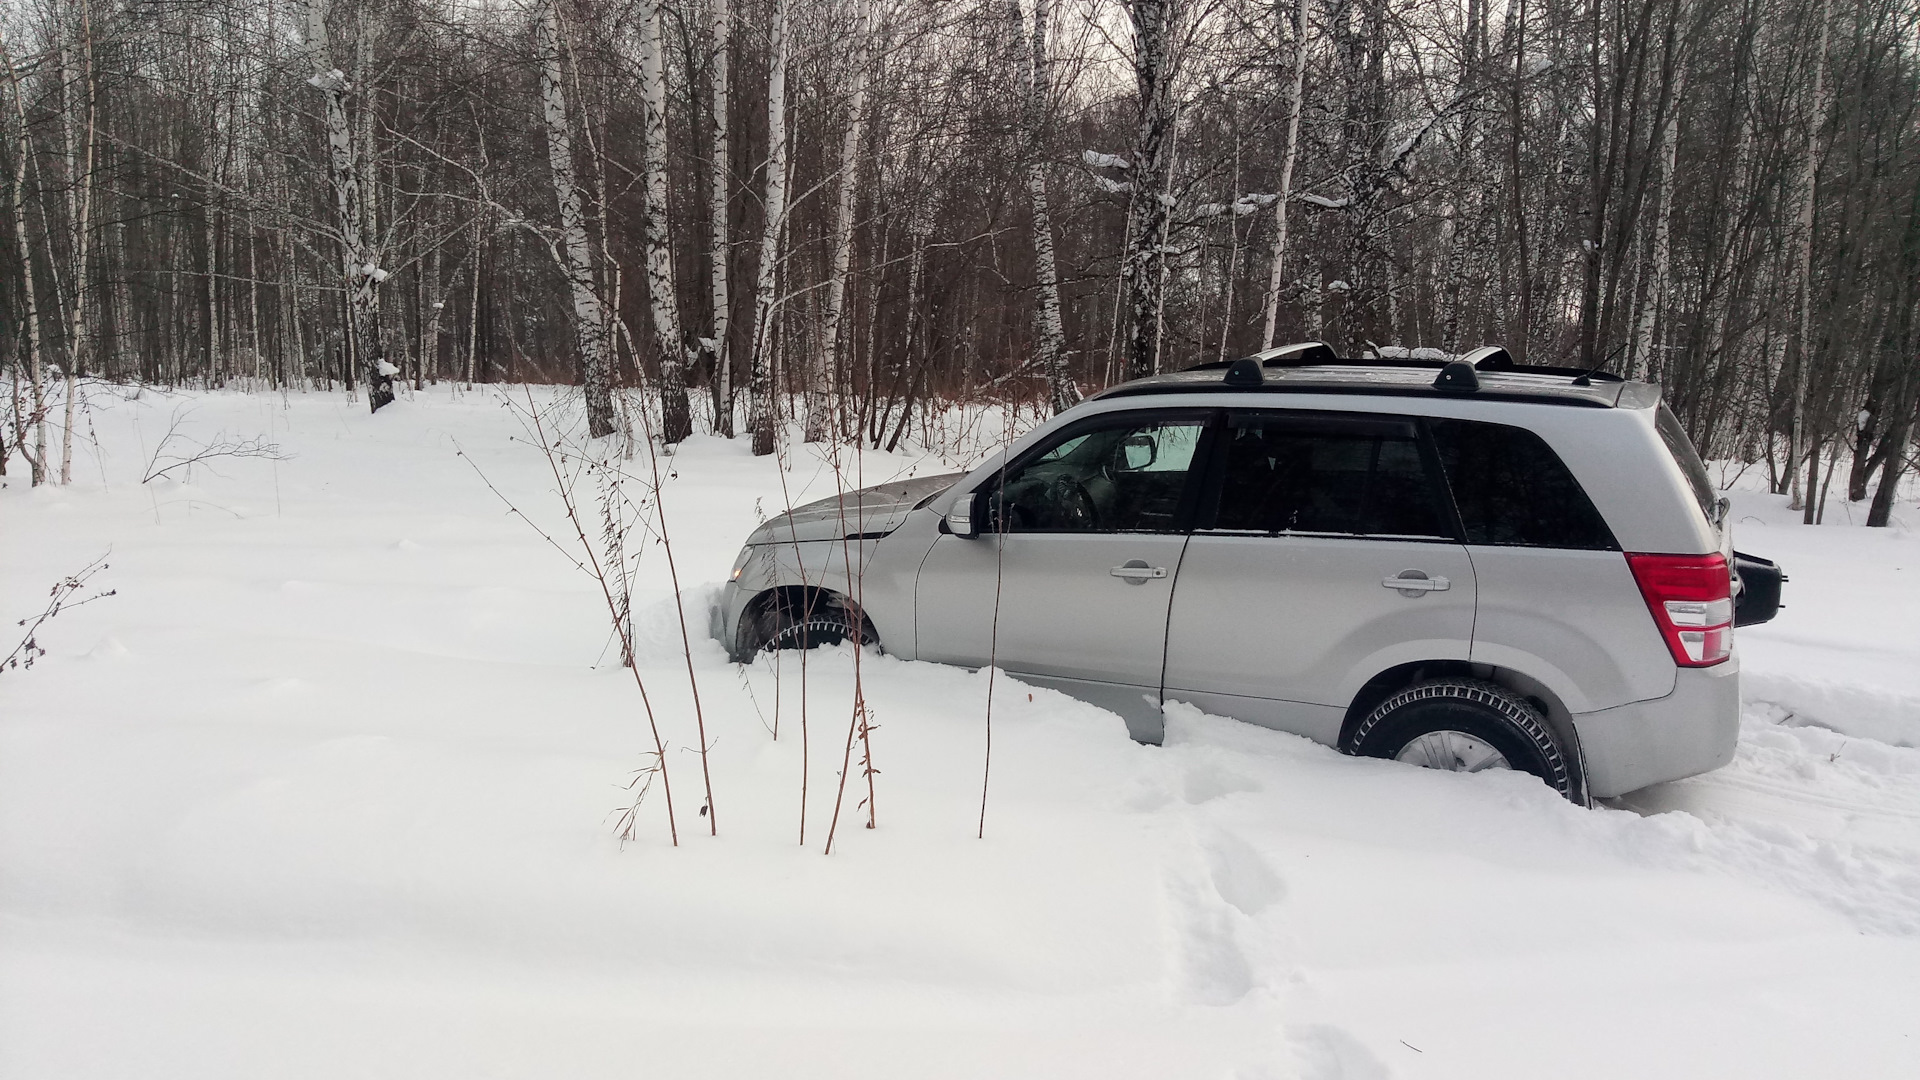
(746, 0), (791, 457)
(536, 1), (614, 437)
(1260, 0), (1308, 350)
(1015, 0), (1078, 413)
(1124, 0), (1178, 379)
(708, 0), (734, 436)
(640, 0), (693, 443)
(57, 17), (97, 485)
(1788, 0), (1832, 513)
(302, 0), (393, 412)
(809, 0), (875, 441)
(2, 25), (47, 484)
(1630, 56), (1687, 381)
(466, 217), (483, 386)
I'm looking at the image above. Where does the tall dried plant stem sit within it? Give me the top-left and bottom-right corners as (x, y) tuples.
(613, 319), (718, 834)
(523, 392), (679, 846)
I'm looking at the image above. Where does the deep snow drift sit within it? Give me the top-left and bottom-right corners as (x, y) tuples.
(3, 385), (1918, 1079)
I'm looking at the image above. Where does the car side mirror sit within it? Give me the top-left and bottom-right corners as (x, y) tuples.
(945, 489), (984, 538)
(1120, 432), (1157, 470)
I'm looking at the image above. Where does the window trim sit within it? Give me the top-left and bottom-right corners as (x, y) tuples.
(1191, 409), (1464, 544)
(975, 407), (1221, 536)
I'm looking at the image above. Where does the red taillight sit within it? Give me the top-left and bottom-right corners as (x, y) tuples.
(1626, 553), (1734, 667)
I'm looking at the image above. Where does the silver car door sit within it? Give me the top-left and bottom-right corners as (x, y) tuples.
(1162, 411), (1477, 746)
(914, 411), (1212, 741)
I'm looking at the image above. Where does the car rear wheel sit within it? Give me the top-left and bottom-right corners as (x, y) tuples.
(1350, 679), (1576, 801)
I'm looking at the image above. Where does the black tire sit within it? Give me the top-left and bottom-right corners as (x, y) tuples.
(1349, 679), (1577, 801)
(743, 593), (876, 656)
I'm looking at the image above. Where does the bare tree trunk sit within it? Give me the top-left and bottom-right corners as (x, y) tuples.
(1123, 0), (1178, 380)
(58, 8), (98, 485)
(2, 24), (46, 485)
(1789, 0), (1833, 516)
(708, 0), (734, 436)
(1013, 0), (1078, 413)
(1631, 45), (1688, 380)
(809, 1), (874, 441)
(1261, 0), (1308, 350)
(640, 0), (693, 443)
(746, 0), (790, 457)
(537, 0), (615, 437)
(302, 0), (392, 413)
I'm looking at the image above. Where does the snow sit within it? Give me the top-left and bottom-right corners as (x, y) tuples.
(1081, 149), (1131, 170)
(4, 386), (1920, 1078)
(1300, 193), (1352, 209)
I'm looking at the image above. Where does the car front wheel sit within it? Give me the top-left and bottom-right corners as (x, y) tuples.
(1349, 679), (1577, 802)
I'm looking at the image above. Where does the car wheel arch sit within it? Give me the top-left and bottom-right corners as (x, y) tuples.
(733, 585), (875, 660)
(1338, 659), (1590, 803)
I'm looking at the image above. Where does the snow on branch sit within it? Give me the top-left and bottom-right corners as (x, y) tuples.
(1080, 150), (1130, 170)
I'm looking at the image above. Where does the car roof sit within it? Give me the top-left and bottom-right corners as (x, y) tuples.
(1089, 344), (1661, 410)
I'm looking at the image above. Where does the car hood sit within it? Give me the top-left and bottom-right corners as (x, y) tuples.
(747, 472), (964, 545)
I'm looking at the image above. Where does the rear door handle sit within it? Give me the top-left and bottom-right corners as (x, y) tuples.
(1111, 560), (1169, 584)
(1382, 570), (1450, 595)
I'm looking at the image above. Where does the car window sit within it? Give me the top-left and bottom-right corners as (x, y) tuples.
(1206, 415), (1450, 539)
(1429, 418), (1617, 550)
(1655, 405), (1720, 526)
(991, 416), (1205, 533)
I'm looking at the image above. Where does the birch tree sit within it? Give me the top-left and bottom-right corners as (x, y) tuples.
(1013, 0), (1078, 413)
(1260, 0), (1308, 351)
(809, 0), (876, 441)
(640, 0), (692, 443)
(1630, 13), (1690, 382)
(1788, 0), (1834, 515)
(745, 0), (790, 457)
(537, 0), (615, 438)
(57, 3), (97, 485)
(302, 0), (393, 413)
(2, 23), (47, 485)
(708, 0), (734, 436)
(1122, 0), (1179, 380)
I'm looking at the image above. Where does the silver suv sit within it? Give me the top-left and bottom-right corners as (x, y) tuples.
(717, 344), (1785, 803)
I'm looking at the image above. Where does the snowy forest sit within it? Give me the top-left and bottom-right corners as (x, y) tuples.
(3, 0), (1918, 519)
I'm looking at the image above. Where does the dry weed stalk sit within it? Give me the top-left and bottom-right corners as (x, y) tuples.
(3, 554), (115, 674)
(469, 390), (681, 847)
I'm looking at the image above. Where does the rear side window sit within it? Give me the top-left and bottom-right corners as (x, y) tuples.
(1208, 415), (1451, 539)
(1655, 405), (1720, 525)
(1429, 418), (1617, 550)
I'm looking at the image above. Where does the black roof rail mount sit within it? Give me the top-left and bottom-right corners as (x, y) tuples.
(1223, 356), (1264, 387)
(1433, 360), (1481, 392)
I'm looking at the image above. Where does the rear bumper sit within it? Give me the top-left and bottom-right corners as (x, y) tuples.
(1569, 658), (1740, 798)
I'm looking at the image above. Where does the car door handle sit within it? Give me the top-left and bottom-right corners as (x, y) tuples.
(1110, 561), (1169, 584)
(1382, 571), (1450, 595)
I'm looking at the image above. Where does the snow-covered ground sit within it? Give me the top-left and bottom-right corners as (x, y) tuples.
(4, 385), (1918, 1079)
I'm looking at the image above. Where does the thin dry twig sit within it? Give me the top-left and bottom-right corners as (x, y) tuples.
(4, 554), (115, 674)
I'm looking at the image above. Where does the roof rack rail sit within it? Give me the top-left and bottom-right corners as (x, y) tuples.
(1183, 342), (1630, 384)
(1256, 341), (1340, 367)
(1462, 345), (1514, 371)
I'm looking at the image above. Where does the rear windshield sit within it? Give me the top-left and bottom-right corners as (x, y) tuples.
(1655, 405), (1719, 526)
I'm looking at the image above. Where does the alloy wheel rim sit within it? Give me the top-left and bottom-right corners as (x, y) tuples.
(1394, 730), (1514, 773)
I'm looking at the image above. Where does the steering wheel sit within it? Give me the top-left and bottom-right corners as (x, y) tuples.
(1048, 476), (1101, 530)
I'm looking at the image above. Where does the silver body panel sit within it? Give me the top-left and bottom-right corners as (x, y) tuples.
(718, 378), (1742, 798)
(1164, 534), (1478, 726)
